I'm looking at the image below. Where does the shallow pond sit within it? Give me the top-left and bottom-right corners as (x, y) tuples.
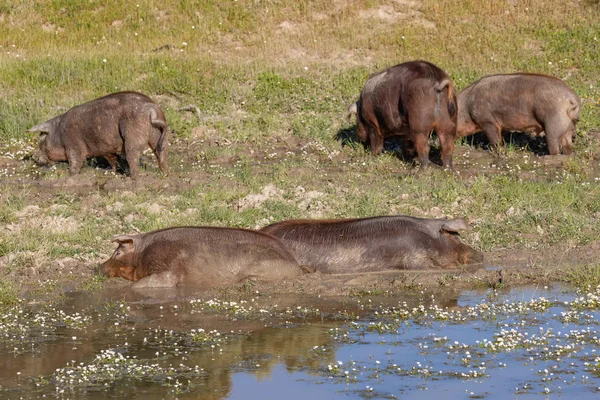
(1, 284), (600, 399)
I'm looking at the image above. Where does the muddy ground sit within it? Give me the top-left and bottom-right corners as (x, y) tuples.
(2, 129), (600, 302)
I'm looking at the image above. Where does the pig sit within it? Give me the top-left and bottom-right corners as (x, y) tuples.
(260, 216), (483, 273)
(352, 60), (458, 167)
(456, 73), (581, 155)
(100, 226), (308, 288)
(28, 91), (169, 179)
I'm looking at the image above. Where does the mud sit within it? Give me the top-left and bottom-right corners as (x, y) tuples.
(2, 130), (600, 295)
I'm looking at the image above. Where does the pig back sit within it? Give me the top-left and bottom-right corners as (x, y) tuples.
(261, 216), (481, 272)
(55, 92), (160, 156)
(260, 216), (448, 272)
(359, 61), (457, 136)
(461, 73), (580, 124)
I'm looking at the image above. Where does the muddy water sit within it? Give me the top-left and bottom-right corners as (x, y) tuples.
(1, 286), (600, 399)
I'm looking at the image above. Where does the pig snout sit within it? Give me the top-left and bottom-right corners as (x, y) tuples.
(99, 260), (120, 278)
(461, 248), (484, 265)
(100, 258), (138, 281)
(31, 149), (50, 165)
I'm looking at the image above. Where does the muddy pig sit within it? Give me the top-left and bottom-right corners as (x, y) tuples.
(456, 73), (580, 155)
(28, 91), (168, 178)
(351, 60), (458, 167)
(260, 216), (483, 273)
(100, 226), (308, 288)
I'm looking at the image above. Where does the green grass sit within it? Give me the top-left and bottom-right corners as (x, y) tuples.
(560, 264), (600, 289)
(0, 0), (600, 290)
(0, 281), (19, 310)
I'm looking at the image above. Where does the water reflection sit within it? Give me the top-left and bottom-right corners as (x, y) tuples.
(6, 285), (597, 399)
(1, 287), (454, 399)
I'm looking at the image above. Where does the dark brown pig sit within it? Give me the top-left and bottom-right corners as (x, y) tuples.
(260, 216), (483, 273)
(100, 226), (307, 288)
(456, 73), (580, 155)
(353, 60), (458, 167)
(28, 91), (168, 178)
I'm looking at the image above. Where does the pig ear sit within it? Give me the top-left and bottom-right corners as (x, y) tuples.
(27, 121), (53, 134)
(441, 218), (469, 234)
(111, 235), (137, 249)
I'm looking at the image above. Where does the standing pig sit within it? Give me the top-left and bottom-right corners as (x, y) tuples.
(260, 215), (483, 273)
(28, 91), (168, 178)
(100, 226), (307, 288)
(456, 73), (580, 155)
(352, 60), (458, 167)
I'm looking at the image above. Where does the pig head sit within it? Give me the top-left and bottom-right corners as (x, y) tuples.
(101, 235), (143, 281)
(436, 219), (484, 266)
(29, 116), (66, 165)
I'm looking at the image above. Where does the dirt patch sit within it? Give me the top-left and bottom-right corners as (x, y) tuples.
(236, 184), (329, 221)
(486, 240), (600, 269)
(358, 1), (436, 29)
(37, 173), (98, 188)
(237, 184), (283, 211)
(7, 209), (80, 235)
(277, 21), (297, 33)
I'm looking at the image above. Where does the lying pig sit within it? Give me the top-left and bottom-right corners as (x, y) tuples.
(260, 216), (483, 273)
(28, 91), (168, 178)
(457, 73), (580, 155)
(353, 60), (458, 167)
(100, 226), (307, 288)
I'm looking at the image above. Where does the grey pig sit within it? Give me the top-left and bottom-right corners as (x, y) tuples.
(28, 91), (168, 178)
(457, 73), (580, 155)
(101, 226), (309, 288)
(261, 215), (483, 273)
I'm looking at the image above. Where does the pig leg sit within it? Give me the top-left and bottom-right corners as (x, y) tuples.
(356, 116), (369, 144)
(437, 130), (455, 169)
(368, 129), (384, 156)
(479, 122), (504, 154)
(132, 271), (179, 288)
(148, 129), (169, 175)
(402, 137), (416, 160)
(66, 150), (85, 175)
(243, 259), (302, 282)
(546, 137), (561, 156)
(480, 122), (502, 147)
(120, 121), (145, 179)
(155, 151), (169, 175)
(545, 117), (574, 155)
(124, 146), (142, 179)
(412, 131), (431, 167)
(560, 131), (574, 155)
(104, 154), (118, 171)
(151, 147), (168, 175)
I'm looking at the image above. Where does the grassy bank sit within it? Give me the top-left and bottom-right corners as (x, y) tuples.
(1, 0), (600, 294)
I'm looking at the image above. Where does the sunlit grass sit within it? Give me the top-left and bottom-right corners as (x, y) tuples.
(0, 0), (599, 291)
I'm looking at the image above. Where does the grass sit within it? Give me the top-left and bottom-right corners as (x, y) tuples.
(559, 264), (600, 289)
(0, 280), (19, 309)
(0, 0), (599, 291)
